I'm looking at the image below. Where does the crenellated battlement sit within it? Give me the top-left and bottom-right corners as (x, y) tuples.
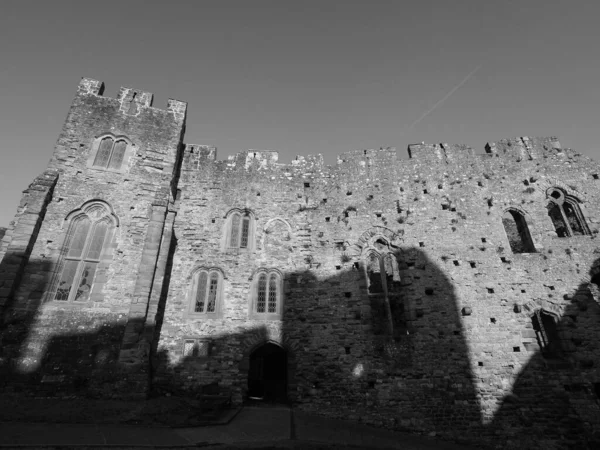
(180, 136), (581, 179)
(485, 136), (562, 161)
(77, 77), (187, 120)
(4, 76), (600, 449)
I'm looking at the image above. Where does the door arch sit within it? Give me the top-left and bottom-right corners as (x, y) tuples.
(247, 342), (287, 402)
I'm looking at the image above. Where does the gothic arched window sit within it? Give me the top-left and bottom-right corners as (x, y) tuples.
(88, 134), (133, 172)
(250, 269), (282, 319)
(54, 201), (117, 302)
(502, 209), (536, 253)
(547, 188), (589, 237)
(189, 268), (224, 317)
(224, 209), (255, 250)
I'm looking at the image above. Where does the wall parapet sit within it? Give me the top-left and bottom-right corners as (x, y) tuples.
(77, 77), (187, 120)
(484, 136), (562, 161)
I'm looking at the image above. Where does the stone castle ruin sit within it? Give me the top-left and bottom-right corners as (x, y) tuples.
(1, 78), (600, 448)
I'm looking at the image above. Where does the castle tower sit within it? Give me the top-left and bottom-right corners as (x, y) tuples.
(0, 78), (187, 396)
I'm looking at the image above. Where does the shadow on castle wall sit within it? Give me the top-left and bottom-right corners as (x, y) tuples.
(486, 264), (600, 448)
(1, 249), (600, 448)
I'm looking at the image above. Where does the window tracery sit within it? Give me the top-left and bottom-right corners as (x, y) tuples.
(53, 201), (117, 302)
(250, 269), (282, 319)
(87, 134), (133, 172)
(189, 268), (224, 316)
(546, 188), (589, 237)
(224, 209), (255, 250)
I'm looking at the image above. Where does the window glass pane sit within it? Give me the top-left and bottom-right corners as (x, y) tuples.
(230, 214), (240, 248)
(108, 140), (127, 169)
(547, 203), (569, 237)
(195, 272), (208, 312)
(67, 218), (91, 258)
(196, 341), (209, 357)
(93, 137), (113, 168)
(55, 260), (79, 300)
(183, 340), (196, 357)
(86, 221), (108, 260)
(74, 262), (97, 302)
(563, 201), (585, 235)
(257, 274), (267, 313)
(240, 218), (250, 248)
(268, 274), (277, 313)
(206, 273), (218, 313)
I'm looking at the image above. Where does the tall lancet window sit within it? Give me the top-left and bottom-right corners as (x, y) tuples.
(54, 202), (117, 302)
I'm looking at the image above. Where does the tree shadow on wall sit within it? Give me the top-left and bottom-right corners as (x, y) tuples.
(0, 251), (134, 397)
(147, 246), (483, 442)
(486, 258), (600, 449)
(273, 248), (481, 440)
(0, 252), (54, 393)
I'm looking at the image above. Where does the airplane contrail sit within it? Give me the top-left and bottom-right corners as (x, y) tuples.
(404, 65), (482, 132)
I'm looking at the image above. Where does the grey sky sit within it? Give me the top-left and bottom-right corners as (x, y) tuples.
(1, 0), (599, 226)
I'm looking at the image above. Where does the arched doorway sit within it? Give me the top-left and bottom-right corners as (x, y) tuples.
(247, 342), (287, 402)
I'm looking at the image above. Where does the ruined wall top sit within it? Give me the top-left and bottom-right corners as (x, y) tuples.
(76, 79), (580, 174)
(77, 77), (187, 121)
(180, 136), (573, 175)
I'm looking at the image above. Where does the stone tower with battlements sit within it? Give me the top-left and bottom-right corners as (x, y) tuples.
(1, 78), (600, 448)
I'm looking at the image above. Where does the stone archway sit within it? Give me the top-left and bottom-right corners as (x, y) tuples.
(247, 342), (288, 402)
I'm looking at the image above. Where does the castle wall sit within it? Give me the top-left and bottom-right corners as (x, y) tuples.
(1, 77), (600, 448)
(155, 139), (600, 446)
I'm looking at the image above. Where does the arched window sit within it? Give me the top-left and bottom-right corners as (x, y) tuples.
(87, 135), (133, 172)
(93, 137), (128, 169)
(502, 209), (535, 253)
(54, 202), (117, 302)
(189, 268), (224, 316)
(547, 188), (589, 237)
(532, 310), (562, 359)
(224, 209), (255, 250)
(365, 247), (400, 295)
(250, 270), (282, 319)
(364, 246), (403, 338)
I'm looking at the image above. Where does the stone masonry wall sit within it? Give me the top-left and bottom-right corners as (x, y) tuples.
(1, 77), (600, 449)
(0, 78), (186, 397)
(155, 137), (600, 448)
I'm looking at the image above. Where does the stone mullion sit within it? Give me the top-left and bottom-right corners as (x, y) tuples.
(118, 202), (167, 364)
(378, 256), (394, 337)
(0, 170), (58, 315)
(557, 202), (574, 236)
